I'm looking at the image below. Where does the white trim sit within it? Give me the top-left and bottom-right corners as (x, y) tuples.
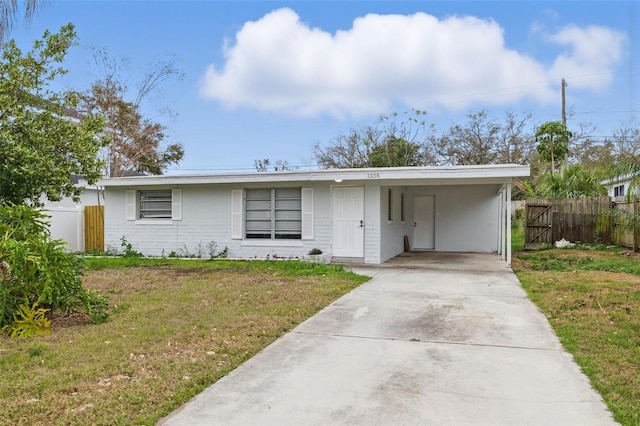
(126, 190), (136, 220)
(99, 164), (530, 187)
(241, 240), (303, 248)
(301, 188), (314, 240)
(135, 220), (173, 225)
(231, 189), (242, 239)
(171, 189), (182, 221)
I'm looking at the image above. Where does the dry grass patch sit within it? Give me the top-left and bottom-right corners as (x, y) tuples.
(0, 260), (367, 425)
(513, 249), (640, 426)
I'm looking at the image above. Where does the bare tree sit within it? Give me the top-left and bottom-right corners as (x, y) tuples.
(432, 110), (533, 166)
(314, 110), (436, 168)
(78, 48), (185, 176)
(610, 121), (640, 164)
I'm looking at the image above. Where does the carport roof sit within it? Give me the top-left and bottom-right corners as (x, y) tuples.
(98, 164), (529, 187)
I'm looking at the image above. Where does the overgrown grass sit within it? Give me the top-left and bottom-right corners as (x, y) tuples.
(0, 259), (368, 425)
(513, 248), (640, 425)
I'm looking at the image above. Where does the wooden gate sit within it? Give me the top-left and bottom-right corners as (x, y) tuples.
(525, 203), (552, 250)
(84, 205), (104, 252)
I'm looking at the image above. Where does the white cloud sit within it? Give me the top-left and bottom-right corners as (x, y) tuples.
(200, 8), (626, 117)
(547, 25), (625, 91)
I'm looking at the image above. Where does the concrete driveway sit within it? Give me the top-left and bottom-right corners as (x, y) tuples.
(159, 253), (616, 426)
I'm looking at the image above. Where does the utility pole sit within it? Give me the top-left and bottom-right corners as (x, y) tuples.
(561, 78), (567, 127)
(561, 78), (567, 169)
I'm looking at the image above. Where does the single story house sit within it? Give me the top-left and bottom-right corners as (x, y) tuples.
(98, 164), (529, 265)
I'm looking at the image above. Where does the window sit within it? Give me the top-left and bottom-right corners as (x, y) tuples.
(614, 184), (625, 197)
(139, 190), (172, 219)
(245, 188), (301, 239)
(387, 188), (393, 221)
(126, 189), (181, 221)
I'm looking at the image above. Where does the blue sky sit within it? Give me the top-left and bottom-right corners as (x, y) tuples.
(12, 1), (639, 173)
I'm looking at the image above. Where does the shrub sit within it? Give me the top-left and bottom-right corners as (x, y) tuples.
(0, 203), (109, 334)
(3, 302), (52, 338)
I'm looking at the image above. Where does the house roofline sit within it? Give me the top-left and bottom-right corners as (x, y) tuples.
(98, 164), (530, 187)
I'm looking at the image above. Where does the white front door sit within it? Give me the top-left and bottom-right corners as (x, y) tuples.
(332, 187), (364, 257)
(413, 195), (435, 250)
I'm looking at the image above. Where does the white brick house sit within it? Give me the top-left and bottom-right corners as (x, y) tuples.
(98, 164), (529, 265)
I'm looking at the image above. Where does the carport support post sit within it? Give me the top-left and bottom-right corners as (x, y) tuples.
(499, 186), (505, 260)
(506, 183), (512, 266)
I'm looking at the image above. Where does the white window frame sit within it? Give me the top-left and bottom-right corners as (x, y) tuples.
(245, 188), (302, 240)
(232, 188), (313, 242)
(126, 189), (182, 222)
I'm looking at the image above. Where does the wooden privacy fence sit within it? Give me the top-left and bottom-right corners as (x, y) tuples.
(524, 197), (612, 250)
(84, 205), (104, 252)
(611, 196), (640, 250)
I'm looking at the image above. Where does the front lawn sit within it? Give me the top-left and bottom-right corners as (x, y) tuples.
(0, 259), (368, 425)
(513, 248), (640, 426)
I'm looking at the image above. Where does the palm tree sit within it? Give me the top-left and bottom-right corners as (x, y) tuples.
(535, 164), (606, 198)
(0, 0), (40, 44)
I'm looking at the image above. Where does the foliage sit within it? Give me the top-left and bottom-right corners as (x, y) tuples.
(535, 121), (572, 173)
(77, 48), (184, 177)
(120, 236), (143, 258)
(313, 109), (433, 168)
(0, 0), (40, 44)
(0, 24), (107, 205)
(308, 248), (323, 255)
(535, 164), (607, 198)
(3, 302), (52, 338)
(0, 203), (108, 331)
(610, 121), (640, 164)
(434, 110), (534, 166)
(254, 158), (290, 172)
(597, 207), (640, 244)
(605, 161), (640, 202)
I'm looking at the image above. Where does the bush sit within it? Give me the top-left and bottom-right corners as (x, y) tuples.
(0, 203), (108, 334)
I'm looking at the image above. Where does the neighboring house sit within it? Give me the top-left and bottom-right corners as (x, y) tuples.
(42, 176), (104, 252)
(98, 164), (529, 265)
(605, 175), (634, 198)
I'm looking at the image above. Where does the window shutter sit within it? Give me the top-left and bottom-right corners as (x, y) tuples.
(231, 190), (242, 239)
(301, 188), (314, 240)
(126, 190), (136, 220)
(172, 189), (182, 221)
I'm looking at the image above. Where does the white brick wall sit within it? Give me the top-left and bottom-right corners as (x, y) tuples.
(105, 183), (333, 259)
(104, 181), (503, 262)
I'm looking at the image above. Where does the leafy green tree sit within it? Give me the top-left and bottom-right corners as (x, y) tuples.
(0, 24), (107, 205)
(535, 121), (572, 173)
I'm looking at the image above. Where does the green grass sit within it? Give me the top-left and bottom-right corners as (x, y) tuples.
(511, 222), (525, 252)
(0, 259), (368, 425)
(513, 248), (640, 425)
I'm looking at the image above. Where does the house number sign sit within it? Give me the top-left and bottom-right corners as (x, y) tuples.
(367, 172), (380, 179)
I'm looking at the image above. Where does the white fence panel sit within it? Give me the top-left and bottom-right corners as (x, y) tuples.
(45, 206), (85, 252)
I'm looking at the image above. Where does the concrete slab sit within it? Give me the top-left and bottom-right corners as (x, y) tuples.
(159, 255), (616, 426)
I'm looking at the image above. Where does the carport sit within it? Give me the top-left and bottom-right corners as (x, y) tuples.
(341, 164), (529, 266)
